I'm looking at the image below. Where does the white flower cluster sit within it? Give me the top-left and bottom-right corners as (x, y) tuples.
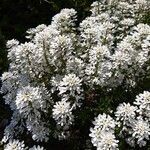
(115, 91), (150, 147)
(3, 139), (45, 150)
(1, 7), (79, 143)
(52, 99), (74, 139)
(115, 103), (137, 124)
(59, 74), (82, 96)
(134, 91), (150, 119)
(52, 73), (82, 138)
(4, 139), (26, 150)
(80, 0), (150, 88)
(16, 86), (46, 117)
(51, 8), (77, 32)
(89, 114), (119, 150)
(90, 91), (150, 149)
(1, 0), (150, 149)
(1, 74), (51, 142)
(58, 74), (83, 107)
(52, 100), (74, 127)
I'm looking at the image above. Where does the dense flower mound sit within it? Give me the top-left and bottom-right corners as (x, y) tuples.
(1, 0), (150, 149)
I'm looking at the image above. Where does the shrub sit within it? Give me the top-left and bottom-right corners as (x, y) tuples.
(1, 0), (150, 149)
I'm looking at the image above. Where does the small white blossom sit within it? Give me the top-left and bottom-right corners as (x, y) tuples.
(51, 8), (77, 32)
(59, 74), (82, 95)
(92, 113), (116, 131)
(115, 103), (137, 123)
(89, 114), (118, 150)
(15, 86), (46, 118)
(132, 117), (150, 147)
(52, 100), (74, 127)
(26, 24), (47, 39)
(29, 145), (45, 150)
(134, 91), (150, 118)
(97, 132), (119, 150)
(90, 128), (118, 150)
(6, 39), (19, 48)
(4, 139), (26, 150)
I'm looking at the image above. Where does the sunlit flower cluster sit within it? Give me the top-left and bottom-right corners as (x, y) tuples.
(4, 139), (26, 150)
(52, 100), (74, 127)
(115, 91), (150, 147)
(134, 91), (150, 119)
(89, 114), (119, 150)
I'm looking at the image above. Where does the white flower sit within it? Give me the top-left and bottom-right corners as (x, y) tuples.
(114, 92), (150, 147)
(89, 128), (118, 150)
(52, 100), (74, 126)
(97, 132), (119, 150)
(51, 8), (77, 32)
(134, 23), (150, 36)
(48, 34), (75, 71)
(6, 39), (19, 48)
(120, 18), (135, 26)
(1, 72), (16, 94)
(115, 103), (137, 122)
(59, 74), (82, 95)
(26, 24), (47, 39)
(4, 139), (26, 150)
(89, 114), (118, 150)
(92, 113), (116, 131)
(134, 91), (150, 118)
(15, 85), (46, 118)
(132, 117), (150, 147)
(29, 145), (45, 150)
(89, 127), (103, 147)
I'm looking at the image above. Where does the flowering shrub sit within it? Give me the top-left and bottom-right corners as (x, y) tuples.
(1, 0), (150, 149)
